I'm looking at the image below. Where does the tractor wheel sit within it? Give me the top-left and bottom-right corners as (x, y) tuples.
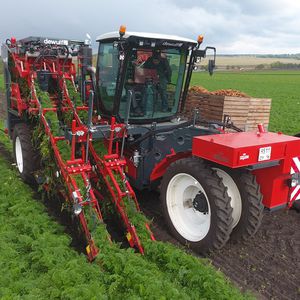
(160, 157), (233, 253)
(13, 123), (40, 184)
(213, 167), (264, 241)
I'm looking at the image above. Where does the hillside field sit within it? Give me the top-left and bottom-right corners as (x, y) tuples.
(207, 55), (300, 67)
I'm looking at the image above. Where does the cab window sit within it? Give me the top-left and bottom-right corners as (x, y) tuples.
(97, 42), (119, 112)
(119, 48), (186, 121)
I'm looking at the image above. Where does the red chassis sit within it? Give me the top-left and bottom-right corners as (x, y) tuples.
(193, 127), (300, 210)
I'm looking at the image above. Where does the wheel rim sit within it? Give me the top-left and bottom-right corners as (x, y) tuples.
(166, 173), (211, 242)
(15, 136), (24, 173)
(214, 168), (242, 228)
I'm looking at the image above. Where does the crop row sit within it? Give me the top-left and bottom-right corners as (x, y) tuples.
(0, 130), (251, 299)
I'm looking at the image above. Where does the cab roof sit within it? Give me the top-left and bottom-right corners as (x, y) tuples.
(96, 31), (197, 45)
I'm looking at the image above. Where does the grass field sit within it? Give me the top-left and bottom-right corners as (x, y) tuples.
(0, 75), (3, 91)
(191, 70), (300, 135)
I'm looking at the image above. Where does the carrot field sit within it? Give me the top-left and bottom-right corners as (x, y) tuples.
(0, 131), (251, 299)
(0, 69), (299, 299)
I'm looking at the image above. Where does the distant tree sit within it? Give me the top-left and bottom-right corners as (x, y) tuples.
(270, 61), (300, 69)
(255, 64), (265, 70)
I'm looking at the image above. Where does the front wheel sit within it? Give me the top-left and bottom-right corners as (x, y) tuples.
(160, 157), (233, 253)
(13, 123), (40, 183)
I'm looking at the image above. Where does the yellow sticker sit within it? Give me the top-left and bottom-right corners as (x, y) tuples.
(86, 245), (91, 254)
(126, 232), (132, 241)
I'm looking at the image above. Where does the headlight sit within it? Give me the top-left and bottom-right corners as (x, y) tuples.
(289, 173), (300, 187)
(290, 178), (299, 187)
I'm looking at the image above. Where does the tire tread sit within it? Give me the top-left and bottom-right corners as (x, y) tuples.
(160, 157), (233, 253)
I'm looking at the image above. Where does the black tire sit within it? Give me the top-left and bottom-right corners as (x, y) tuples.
(160, 157), (233, 253)
(229, 170), (264, 241)
(213, 166), (264, 241)
(13, 123), (40, 183)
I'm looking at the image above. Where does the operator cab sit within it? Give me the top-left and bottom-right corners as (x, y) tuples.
(96, 29), (212, 124)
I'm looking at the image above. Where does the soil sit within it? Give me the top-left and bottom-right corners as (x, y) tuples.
(137, 190), (300, 300)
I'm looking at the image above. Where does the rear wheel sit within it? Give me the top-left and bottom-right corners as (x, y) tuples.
(213, 166), (264, 241)
(213, 168), (242, 229)
(160, 157), (233, 253)
(13, 123), (40, 183)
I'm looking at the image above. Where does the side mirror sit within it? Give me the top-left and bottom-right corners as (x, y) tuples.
(193, 46), (216, 76)
(208, 59), (215, 76)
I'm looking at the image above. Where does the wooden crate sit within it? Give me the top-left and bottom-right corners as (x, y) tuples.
(184, 92), (271, 131)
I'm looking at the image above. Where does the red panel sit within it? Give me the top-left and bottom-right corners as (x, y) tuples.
(150, 150), (191, 181)
(125, 156), (137, 179)
(192, 132), (300, 168)
(193, 132), (300, 209)
(253, 159), (290, 209)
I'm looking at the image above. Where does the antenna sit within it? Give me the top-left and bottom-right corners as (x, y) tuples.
(85, 33), (92, 45)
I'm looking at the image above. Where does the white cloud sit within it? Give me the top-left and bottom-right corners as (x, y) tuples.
(0, 0), (299, 54)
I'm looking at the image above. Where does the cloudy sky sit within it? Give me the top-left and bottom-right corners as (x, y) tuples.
(1, 0), (300, 54)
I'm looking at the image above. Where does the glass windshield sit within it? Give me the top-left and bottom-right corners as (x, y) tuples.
(119, 48), (186, 121)
(97, 42), (119, 112)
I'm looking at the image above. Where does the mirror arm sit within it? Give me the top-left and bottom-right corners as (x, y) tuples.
(120, 90), (133, 157)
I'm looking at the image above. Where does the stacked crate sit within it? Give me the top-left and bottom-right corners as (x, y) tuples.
(184, 92), (271, 131)
(246, 98), (272, 131)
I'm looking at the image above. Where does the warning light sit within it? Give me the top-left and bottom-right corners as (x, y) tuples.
(197, 35), (204, 44)
(11, 37), (16, 44)
(119, 25), (126, 37)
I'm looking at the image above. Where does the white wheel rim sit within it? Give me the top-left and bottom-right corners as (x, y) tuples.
(214, 168), (242, 228)
(15, 136), (24, 173)
(166, 173), (211, 242)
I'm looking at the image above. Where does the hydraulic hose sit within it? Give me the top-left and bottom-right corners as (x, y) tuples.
(198, 119), (243, 132)
(129, 120), (193, 146)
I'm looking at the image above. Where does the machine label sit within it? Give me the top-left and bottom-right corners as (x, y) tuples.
(43, 38), (68, 46)
(239, 153), (250, 161)
(258, 146), (271, 161)
(162, 41), (183, 47)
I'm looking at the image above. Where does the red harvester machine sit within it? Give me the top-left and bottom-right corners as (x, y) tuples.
(2, 27), (300, 258)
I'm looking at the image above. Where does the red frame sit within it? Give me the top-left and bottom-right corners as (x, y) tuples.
(7, 40), (154, 260)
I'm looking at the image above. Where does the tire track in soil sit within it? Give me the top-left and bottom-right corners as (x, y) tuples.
(137, 190), (300, 300)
